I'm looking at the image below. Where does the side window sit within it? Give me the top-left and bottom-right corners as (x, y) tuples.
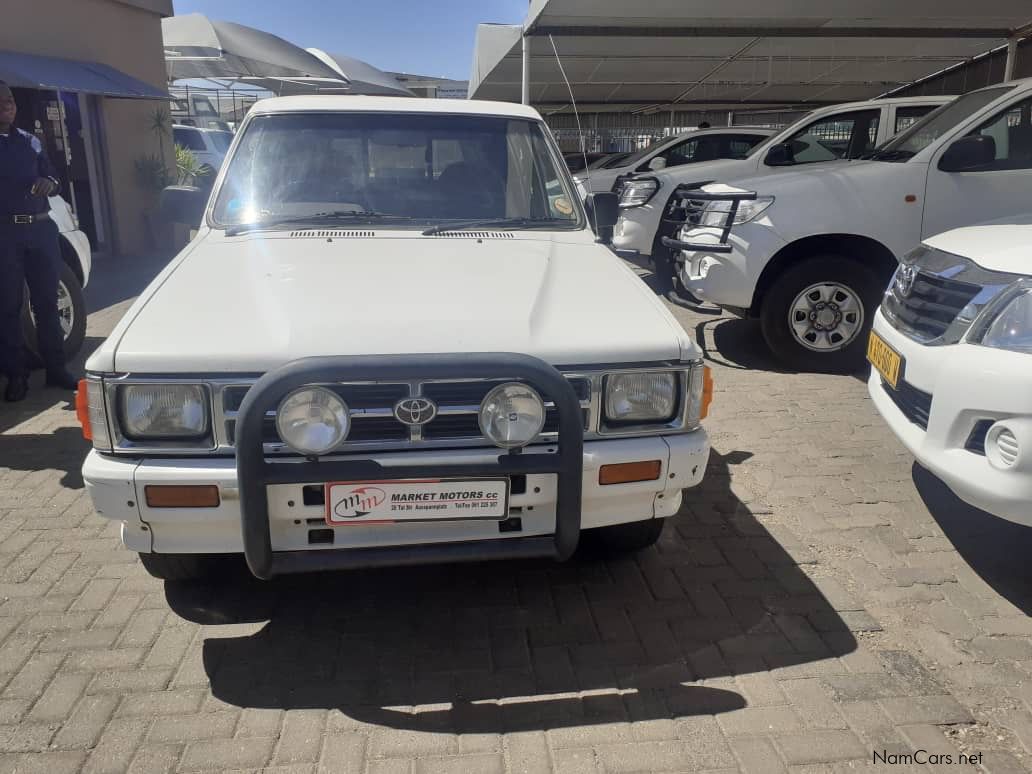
(173, 128), (205, 152)
(783, 110), (881, 164)
(966, 97), (1032, 171)
(658, 138), (698, 167)
(894, 105), (937, 135)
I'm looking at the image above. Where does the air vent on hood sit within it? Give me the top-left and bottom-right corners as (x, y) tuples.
(426, 231), (515, 239)
(288, 230), (376, 238)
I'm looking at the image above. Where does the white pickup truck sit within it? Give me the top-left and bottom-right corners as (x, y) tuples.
(869, 219), (1032, 526)
(611, 96), (950, 262)
(666, 78), (1032, 371)
(78, 97), (712, 581)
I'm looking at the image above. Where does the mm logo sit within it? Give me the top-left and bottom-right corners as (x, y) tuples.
(333, 486), (386, 519)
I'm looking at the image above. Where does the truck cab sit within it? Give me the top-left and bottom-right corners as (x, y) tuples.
(667, 79), (1032, 371)
(79, 97), (712, 581)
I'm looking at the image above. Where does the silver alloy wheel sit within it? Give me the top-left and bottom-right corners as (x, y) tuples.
(57, 281), (74, 338)
(788, 282), (865, 352)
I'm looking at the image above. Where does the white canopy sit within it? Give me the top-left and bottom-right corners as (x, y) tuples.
(471, 0), (1032, 112)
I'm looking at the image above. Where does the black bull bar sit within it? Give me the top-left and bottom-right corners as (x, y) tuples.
(236, 353), (584, 579)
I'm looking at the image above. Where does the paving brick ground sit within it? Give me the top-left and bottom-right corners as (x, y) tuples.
(1, 253), (1031, 773)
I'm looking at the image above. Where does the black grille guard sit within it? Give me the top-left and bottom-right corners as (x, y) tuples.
(235, 353), (584, 579)
(659, 185), (758, 255)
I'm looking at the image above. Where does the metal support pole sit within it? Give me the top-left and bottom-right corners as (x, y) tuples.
(521, 32), (530, 105)
(1004, 37), (1018, 82)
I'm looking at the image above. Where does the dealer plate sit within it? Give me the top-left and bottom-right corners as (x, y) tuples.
(867, 330), (903, 390)
(325, 479), (509, 526)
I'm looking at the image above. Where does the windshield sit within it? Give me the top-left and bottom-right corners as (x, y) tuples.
(616, 137), (678, 169)
(590, 152), (631, 170)
(209, 131), (234, 153)
(211, 112), (581, 229)
(876, 87), (1014, 158)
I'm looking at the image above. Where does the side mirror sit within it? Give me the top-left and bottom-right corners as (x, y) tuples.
(648, 156), (668, 171)
(764, 143), (794, 167)
(585, 192), (619, 242)
(938, 135), (996, 172)
(160, 185), (206, 226)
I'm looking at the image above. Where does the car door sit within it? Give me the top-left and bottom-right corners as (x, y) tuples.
(922, 94), (1032, 239)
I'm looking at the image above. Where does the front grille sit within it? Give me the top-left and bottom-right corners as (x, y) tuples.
(883, 271), (980, 341)
(221, 377), (592, 453)
(882, 378), (933, 430)
(965, 419), (994, 455)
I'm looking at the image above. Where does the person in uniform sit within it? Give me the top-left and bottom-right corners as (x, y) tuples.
(0, 81), (77, 402)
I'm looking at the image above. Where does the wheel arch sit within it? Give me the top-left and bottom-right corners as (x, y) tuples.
(58, 234), (85, 286)
(749, 233), (898, 316)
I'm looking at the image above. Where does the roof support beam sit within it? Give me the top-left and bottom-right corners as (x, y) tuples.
(527, 25), (1013, 39)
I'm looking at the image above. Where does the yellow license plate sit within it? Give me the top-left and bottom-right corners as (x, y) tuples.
(867, 330), (903, 389)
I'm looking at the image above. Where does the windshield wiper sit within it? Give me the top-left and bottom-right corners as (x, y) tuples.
(421, 217), (570, 236)
(226, 211), (412, 236)
(863, 149), (916, 162)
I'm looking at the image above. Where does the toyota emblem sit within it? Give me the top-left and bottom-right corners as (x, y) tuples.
(394, 397), (438, 426)
(895, 264), (918, 298)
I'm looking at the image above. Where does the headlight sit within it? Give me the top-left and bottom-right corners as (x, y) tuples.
(119, 384), (209, 440)
(974, 284), (1032, 354)
(697, 196), (774, 227)
(605, 372), (678, 423)
(618, 177), (659, 208)
(276, 387), (350, 456)
(479, 382), (545, 449)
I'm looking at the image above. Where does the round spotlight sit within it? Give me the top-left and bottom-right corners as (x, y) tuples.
(275, 387), (350, 456)
(479, 382), (546, 449)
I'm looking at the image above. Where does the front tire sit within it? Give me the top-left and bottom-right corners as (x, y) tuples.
(584, 518), (665, 555)
(760, 255), (882, 373)
(139, 553), (221, 581)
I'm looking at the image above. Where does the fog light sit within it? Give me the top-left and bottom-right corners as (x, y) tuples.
(276, 386), (350, 456)
(145, 485), (220, 508)
(987, 424), (1020, 469)
(599, 460), (662, 485)
(479, 383), (546, 449)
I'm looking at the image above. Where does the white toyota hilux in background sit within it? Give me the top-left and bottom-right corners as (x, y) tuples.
(869, 219), (1032, 527)
(666, 78), (1032, 371)
(611, 95), (950, 261)
(77, 97), (713, 581)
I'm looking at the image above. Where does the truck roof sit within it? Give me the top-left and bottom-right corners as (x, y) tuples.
(248, 95), (543, 121)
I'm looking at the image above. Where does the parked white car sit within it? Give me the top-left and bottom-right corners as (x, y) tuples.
(21, 196), (90, 362)
(869, 219), (1032, 526)
(574, 127), (775, 195)
(172, 124), (234, 183)
(666, 78), (1032, 371)
(611, 96), (951, 260)
(79, 96), (712, 581)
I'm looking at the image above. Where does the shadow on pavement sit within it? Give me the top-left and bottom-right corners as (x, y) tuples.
(0, 425), (88, 489)
(85, 251), (173, 314)
(912, 463), (1032, 615)
(697, 317), (869, 382)
(166, 449), (857, 733)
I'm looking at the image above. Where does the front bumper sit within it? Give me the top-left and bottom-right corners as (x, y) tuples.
(868, 310), (1032, 526)
(83, 433), (708, 559)
(675, 224), (786, 311)
(612, 203), (664, 257)
(84, 354), (710, 577)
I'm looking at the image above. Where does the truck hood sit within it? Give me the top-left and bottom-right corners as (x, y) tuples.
(924, 216), (1032, 276)
(100, 232), (693, 373)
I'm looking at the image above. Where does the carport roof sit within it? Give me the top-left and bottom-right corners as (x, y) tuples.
(470, 0), (1032, 112)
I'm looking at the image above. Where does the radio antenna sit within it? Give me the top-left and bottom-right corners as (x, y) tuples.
(548, 33), (596, 232)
